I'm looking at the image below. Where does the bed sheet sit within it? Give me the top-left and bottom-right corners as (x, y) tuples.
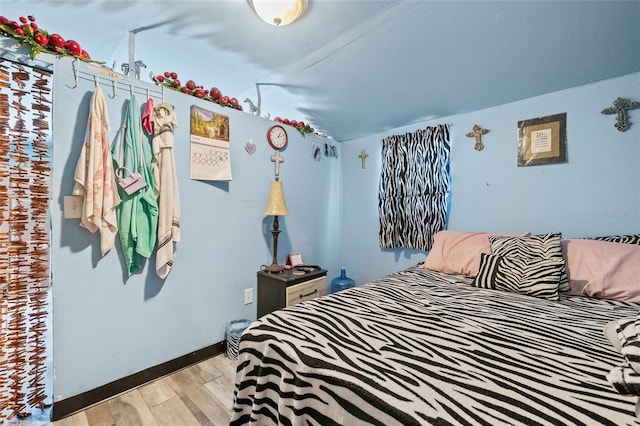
(231, 267), (640, 426)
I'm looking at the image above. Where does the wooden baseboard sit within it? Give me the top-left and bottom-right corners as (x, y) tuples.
(50, 341), (225, 421)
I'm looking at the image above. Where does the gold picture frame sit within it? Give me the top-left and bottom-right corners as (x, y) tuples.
(517, 113), (566, 167)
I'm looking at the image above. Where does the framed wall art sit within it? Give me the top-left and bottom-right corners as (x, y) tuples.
(517, 113), (567, 167)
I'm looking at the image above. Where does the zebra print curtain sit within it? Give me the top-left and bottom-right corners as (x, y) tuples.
(0, 59), (52, 421)
(378, 125), (450, 250)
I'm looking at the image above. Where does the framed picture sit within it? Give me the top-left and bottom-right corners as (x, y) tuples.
(517, 113), (567, 167)
(190, 105), (229, 142)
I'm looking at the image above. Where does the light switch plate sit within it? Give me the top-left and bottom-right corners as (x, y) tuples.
(244, 288), (253, 305)
(63, 196), (83, 219)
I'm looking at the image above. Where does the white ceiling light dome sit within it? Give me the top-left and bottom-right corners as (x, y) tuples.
(248, 0), (308, 26)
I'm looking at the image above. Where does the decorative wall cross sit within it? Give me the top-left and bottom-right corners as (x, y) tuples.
(358, 149), (369, 169)
(465, 124), (489, 151)
(601, 97), (640, 132)
(271, 151), (284, 178)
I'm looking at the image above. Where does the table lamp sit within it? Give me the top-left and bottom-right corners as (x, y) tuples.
(263, 179), (289, 273)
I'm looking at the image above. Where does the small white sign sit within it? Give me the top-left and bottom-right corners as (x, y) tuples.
(63, 195), (83, 219)
(531, 129), (552, 153)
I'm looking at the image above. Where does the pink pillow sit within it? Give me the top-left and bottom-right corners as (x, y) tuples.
(562, 239), (640, 302)
(422, 230), (527, 277)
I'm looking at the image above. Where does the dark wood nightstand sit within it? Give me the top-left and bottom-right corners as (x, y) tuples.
(257, 267), (327, 318)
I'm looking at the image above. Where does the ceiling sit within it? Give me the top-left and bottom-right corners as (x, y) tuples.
(2, 0), (639, 141)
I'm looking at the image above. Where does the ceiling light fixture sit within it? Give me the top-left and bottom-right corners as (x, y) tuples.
(248, 0), (308, 26)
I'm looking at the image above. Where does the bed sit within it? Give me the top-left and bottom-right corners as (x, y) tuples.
(231, 232), (640, 425)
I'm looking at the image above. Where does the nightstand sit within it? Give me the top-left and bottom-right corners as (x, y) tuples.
(257, 267), (327, 317)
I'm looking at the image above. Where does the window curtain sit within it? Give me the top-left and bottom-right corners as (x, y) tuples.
(378, 124), (450, 250)
(0, 59), (52, 420)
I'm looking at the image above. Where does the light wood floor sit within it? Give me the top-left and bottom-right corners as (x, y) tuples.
(45, 353), (238, 426)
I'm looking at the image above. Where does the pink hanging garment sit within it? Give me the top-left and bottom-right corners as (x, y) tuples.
(142, 97), (155, 135)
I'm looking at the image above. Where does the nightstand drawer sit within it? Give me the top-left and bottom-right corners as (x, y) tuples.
(286, 276), (326, 306)
(257, 268), (327, 317)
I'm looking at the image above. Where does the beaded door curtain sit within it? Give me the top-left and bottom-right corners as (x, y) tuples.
(0, 59), (52, 421)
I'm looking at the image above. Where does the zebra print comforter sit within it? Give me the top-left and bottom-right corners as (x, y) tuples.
(231, 267), (640, 425)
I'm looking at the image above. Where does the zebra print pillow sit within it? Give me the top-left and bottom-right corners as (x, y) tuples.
(489, 233), (569, 292)
(589, 234), (640, 245)
(472, 253), (562, 300)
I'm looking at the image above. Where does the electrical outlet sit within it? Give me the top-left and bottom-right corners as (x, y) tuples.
(244, 288), (253, 305)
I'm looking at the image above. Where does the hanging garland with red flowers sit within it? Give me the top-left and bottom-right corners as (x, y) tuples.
(273, 116), (315, 135)
(149, 71), (316, 135)
(0, 15), (101, 63)
(151, 71), (244, 111)
(0, 14), (320, 136)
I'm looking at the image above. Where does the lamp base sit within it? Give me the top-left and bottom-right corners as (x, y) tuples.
(264, 262), (283, 274)
(266, 215), (283, 274)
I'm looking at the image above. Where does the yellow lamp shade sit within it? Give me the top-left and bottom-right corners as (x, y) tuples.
(264, 180), (289, 216)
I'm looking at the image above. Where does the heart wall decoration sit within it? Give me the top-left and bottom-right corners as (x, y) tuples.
(245, 141), (257, 155)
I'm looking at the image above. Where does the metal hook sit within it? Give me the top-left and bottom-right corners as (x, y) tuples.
(65, 58), (79, 89)
(146, 87), (150, 100)
(94, 75), (99, 88)
(109, 79), (117, 99)
(130, 83), (134, 98)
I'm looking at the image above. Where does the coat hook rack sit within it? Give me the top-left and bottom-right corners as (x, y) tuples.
(69, 63), (163, 101)
(109, 79), (117, 98)
(66, 58), (79, 89)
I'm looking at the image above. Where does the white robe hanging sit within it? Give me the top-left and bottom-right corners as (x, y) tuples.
(73, 86), (121, 255)
(151, 102), (181, 278)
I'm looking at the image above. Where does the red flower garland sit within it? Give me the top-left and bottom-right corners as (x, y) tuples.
(151, 71), (243, 111)
(0, 15), (100, 63)
(274, 116), (315, 135)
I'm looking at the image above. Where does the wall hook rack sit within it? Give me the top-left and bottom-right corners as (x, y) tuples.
(72, 65), (163, 102)
(109, 79), (117, 98)
(65, 58), (79, 89)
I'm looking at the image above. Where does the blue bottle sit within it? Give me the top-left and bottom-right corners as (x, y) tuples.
(331, 268), (355, 293)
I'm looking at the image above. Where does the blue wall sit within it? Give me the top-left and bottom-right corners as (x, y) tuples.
(341, 72), (640, 285)
(3, 39), (639, 403)
(47, 55), (342, 401)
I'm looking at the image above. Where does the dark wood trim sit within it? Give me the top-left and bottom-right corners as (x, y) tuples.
(50, 341), (226, 421)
